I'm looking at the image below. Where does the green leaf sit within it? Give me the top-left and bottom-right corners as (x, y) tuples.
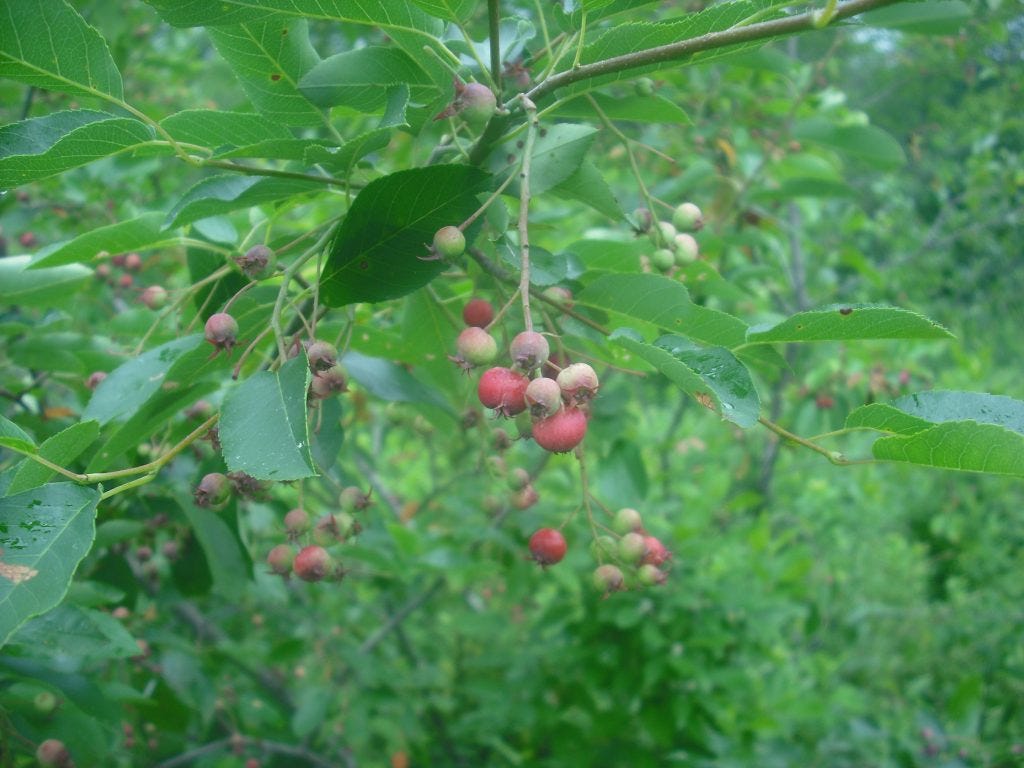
(551, 159), (625, 220)
(745, 304), (953, 344)
(568, 238), (647, 272)
(553, 93), (691, 124)
(319, 165), (491, 306)
(30, 213), (170, 269)
(343, 351), (452, 413)
(844, 404), (933, 435)
(0, 111), (158, 188)
(207, 17), (326, 127)
(160, 109), (292, 148)
(850, 392), (1024, 436)
(610, 330), (760, 427)
(791, 119), (907, 169)
(861, 0), (972, 34)
(8, 421), (100, 494)
(219, 354), (315, 481)
(410, 0), (478, 23)
(497, 240), (568, 287)
(0, 415), (35, 453)
(304, 128), (393, 175)
(0, 484), (100, 647)
(165, 175), (325, 229)
(181, 507), (249, 600)
(7, 603), (138, 662)
(872, 422), (1024, 478)
(83, 335), (205, 425)
(489, 124), (599, 197)
(299, 47), (436, 113)
(576, 273), (748, 348)
(0, 256), (91, 307)
(0, 0), (123, 100)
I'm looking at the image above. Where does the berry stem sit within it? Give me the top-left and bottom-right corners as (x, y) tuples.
(487, 0), (503, 102)
(272, 226), (335, 362)
(517, 97), (539, 332)
(460, 171), (515, 232)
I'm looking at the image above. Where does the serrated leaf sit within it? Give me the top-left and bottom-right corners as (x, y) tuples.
(0, 256), (91, 307)
(551, 158), (624, 220)
(497, 240), (567, 287)
(569, 238), (646, 272)
(8, 421), (99, 494)
(0, 415), (35, 453)
(0, 111), (158, 188)
(872, 422), (1024, 478)
(319, 165), (491, 306)
(215, 138), (329, 161)
(792, 119), (906, 169)
(299, 46), (436, 113)
(845, 404), (933, 435)
(410, 0), (478, 23)
(160, 109), (292, 147)
(7, 603), (138, 662)
(746, 304), (952, 344)
(30, 213), (170, 269)
(0, 484), (100, 647)
(207, 17), (326, 127)
(553, 93), (691, 124)
(0, 0), (123, 100)
(304, 128), (393, 175)
(83, 335), (205, 425)
(219, 354), (315, 481)
(610, 330), (760, 427)
(343, 351), (452, 413)
(165, 175), (325, 229)
(489, 124), (598, 197)
(576, 273), (748, 348)
(861, 391), (1024, 435)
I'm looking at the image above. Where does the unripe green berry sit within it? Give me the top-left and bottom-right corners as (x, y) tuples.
(589, 535), (618, 561)
(458, 82), (497, 126)
(619, 531), (647, 563)
(456, 327), (498, 367)
(612, 507), (643, 535)
(638, 563), (667, 586)
(651, 248), (675, 272)
(593, 564), (625, 594)
(649, 220), (677, 248)
(673, 233), (699, 264)
(433, 226), (466, 258)
(671, 202), (704, 231)
(140, 285), (168, 310)
(634, 77), (655, 97)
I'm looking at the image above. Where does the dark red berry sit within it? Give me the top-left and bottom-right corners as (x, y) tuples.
(532, 407), (588, 453)
(293, 545), (332, 582)
(477, 367), (529, 417)
(641, 535), (671, 566)
(529, 528), (567, 566)
(204, 312), (239, 352)
(462, 298), (494, 328)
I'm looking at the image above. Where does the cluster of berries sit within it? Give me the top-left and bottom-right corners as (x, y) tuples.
(635, 201), (704, 273)
(264, 487), (372, 583)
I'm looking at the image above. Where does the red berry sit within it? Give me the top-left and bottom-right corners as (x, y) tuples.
(235, 244), (276, 279)
(293, 545), (331, 582)
(529, 528), (567, 566)
(532, 407), (588, 453)
(194, 472), (231, 508)
(524, 377), (562, 419)
(36, 739), (72, 768)
(305, 340), (338, 372)
(641, 535), (671, 566)
(456, 327), (498, 367)
(556, 363), (599, 404)
(509, 331), (549, 372)
(266, 544), (294, 575)
(462, 298), (494, 328)
(433, 225), (466, 258)
(140, 285), (168, 310)
(204, 312), (239, 352)
(477, 367), (529, 417)
(118, 273), (134, 288)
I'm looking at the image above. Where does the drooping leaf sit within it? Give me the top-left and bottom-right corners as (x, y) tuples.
(0, 111), (159, 188)
(165, 175), (326, 229)
(849, 392), (1024, 436)
(8, 421), (100, 494)
(181, 507), (250, 600)
(219, 353), (315, 481)
(610, 330), (760, 427)
(791, 119), (907, 169)
(0, 415), (35, 454)
(83, 335), (205, 425)
(551, 159), (625, 220)
(299, 47), (436, 113)
(745, 304), (952, 344)
(0, 0), (123, 99)
(319, 165), (491, 306)
(576, 273), (748, 348)
(0, 256), (91, 307)
(872, 422), (1024, 478)
(0, 484), (100, 647)
(844, 404), (933, 436)
(30, 213), (170, 269)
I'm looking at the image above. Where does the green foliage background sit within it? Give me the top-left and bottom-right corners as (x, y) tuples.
(1, 1), (1023, 767)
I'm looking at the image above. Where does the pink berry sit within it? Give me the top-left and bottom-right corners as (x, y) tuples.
(309, 366), (348, 399)
(284, 508), (311, 537)
(528, 528), (567, 566)
(456, 327), (498, 367)
(140, 285), (168, 310)
(477, 367), (529, 417)
(36, 739), (72, 768)
(124, 252), (143, 272)
(524, 377), (562, 419)
(509, 331), (550, 372)
(194, 472), (231, 508)
(433, 226), (466, 258)
(85, 371), (107, 390)
(293, 545), (331, 582)
(305, 340), (338, 372)
(235, 244), (276, 279)
(556, 362), (599, 404)
(531, 407), (588, 453)
(641, 535), (671, 566)
(673, 233), (699, 264)
(593, 564), (625, 594)
(266, 544), (294, 575)
(511, 484), (539, 510)
(462, 298), (494, 328)
(204, 312), (239, 352)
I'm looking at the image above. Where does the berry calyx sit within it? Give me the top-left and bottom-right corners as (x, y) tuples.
(310, 365), (348, 399)
(140, 285), (168, 310)
(36, 739), (73, 768)
(204, 312), (239, 353)
(524, 377), (563, 420)
(593, 564), (625, 594)
(556, 363), (600, 405)
(477, 367), (530, 417)
(235, 244), (276, 279)
(266, 544), (294, 575)
(284, 508), (311, 537)
(293, 545), (332, 582)
(305, 340), (338, 372)
(456, 327), (498, 367)
(641, 535), (671, 566)
(672, 201), (704, 231)
(433, 226), (466, 259)
(529, 528), (567, 566)
(462, 298), (494, 328)
(194, 472), (231, 508)
(532, 407), (588, 453)
(313, 512), (358, 545)
(509, 331), (550, 373)
(673, 233), (699, 264)
(612, 507), (644, 535)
